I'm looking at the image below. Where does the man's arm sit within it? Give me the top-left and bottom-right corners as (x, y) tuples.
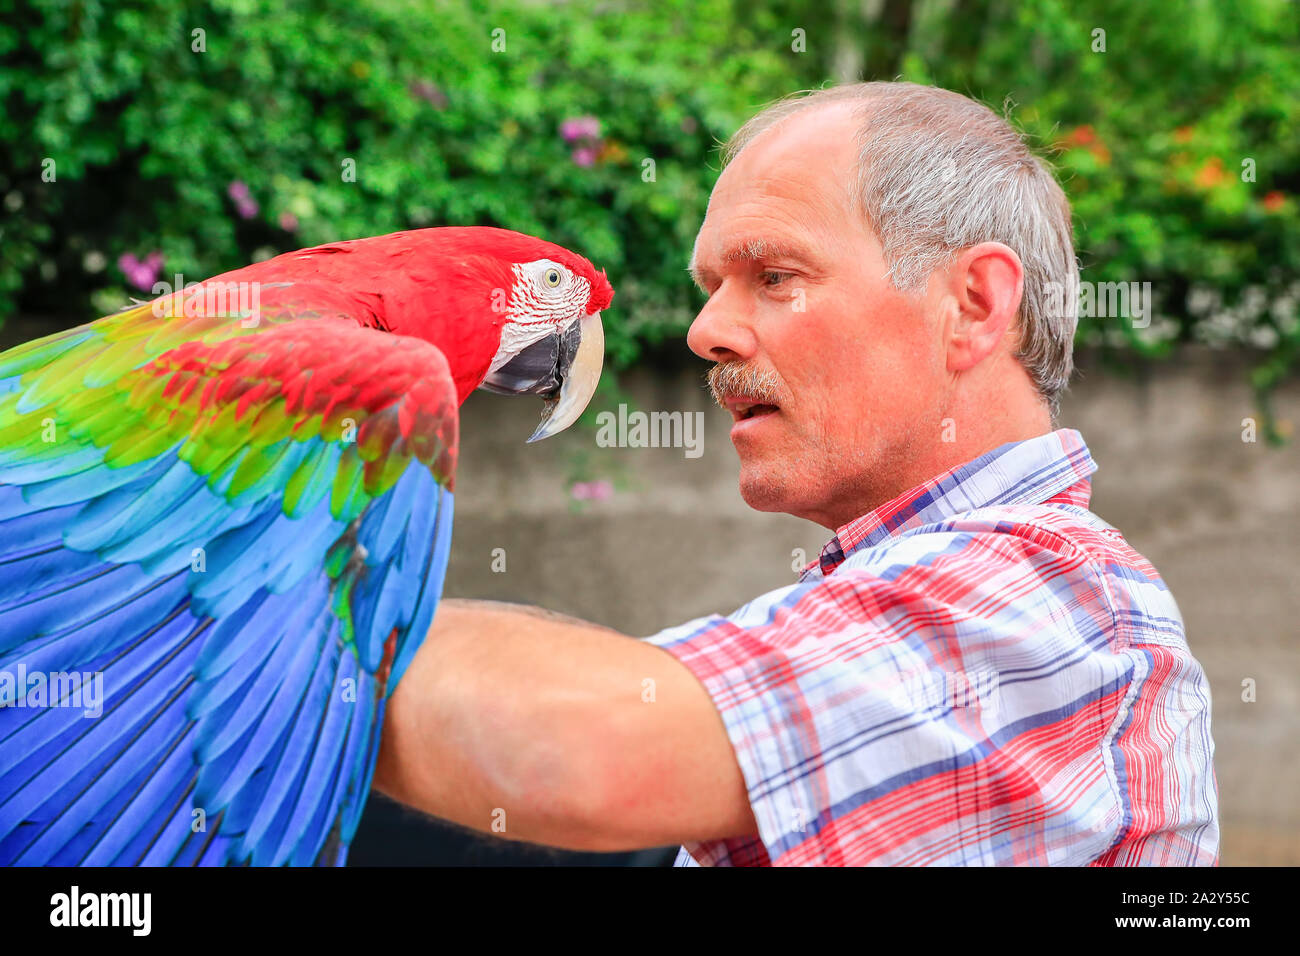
(373, 599), (758, 852)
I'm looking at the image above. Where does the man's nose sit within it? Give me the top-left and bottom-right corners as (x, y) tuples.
(686, 282), (758, 363)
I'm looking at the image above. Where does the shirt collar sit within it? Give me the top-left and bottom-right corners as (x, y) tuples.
(804, 428), (1097, 580)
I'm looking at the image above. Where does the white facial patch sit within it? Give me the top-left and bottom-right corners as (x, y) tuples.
(488, 260), (591, 373)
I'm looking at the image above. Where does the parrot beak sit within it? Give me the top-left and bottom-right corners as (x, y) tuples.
(527, 311), (604, 442)
(478, 311), (605, 442)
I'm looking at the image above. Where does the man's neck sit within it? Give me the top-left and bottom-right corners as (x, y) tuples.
(812, 397), (1054, 532)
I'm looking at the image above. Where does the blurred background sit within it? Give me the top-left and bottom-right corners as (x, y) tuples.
(2, 0), (1296, 865)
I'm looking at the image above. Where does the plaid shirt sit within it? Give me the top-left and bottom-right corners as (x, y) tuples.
(644, 429), (1218, 866)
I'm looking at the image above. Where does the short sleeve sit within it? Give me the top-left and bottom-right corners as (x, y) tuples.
(643, 528), (1141, 866)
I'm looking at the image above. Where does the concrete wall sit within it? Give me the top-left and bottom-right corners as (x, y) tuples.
(444, 348), (1299, 866)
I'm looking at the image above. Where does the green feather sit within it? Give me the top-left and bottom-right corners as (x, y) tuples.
(284, 443), (340, 518)
(330, 447), (369, 522)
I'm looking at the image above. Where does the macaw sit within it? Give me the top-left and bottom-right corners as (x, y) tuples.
(0, 227), (612, 865)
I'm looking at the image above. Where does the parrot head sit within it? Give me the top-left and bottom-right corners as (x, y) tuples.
(343, 227), (613, 443)
(470, 230), (614, 443)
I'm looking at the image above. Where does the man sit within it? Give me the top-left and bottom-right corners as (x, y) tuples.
(374, 81), (1219, 866)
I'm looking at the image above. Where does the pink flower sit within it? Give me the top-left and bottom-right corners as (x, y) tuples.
(560, 115), (601, 143)
(118, 251), (164, 291)
(570, 479), (614, 501)
(560, 115), (605, 167)
(409, 80), (448, 109)
(279, 212), (299, 232)
(227, 181), (250, 201)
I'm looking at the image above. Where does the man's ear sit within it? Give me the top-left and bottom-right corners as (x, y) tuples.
(942, 241), (1024, 373)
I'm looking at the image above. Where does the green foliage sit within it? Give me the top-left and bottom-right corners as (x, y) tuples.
(0, 0), (797, 366)
(913, 0), (1299, 350)
(903, 0), (1300, 438)
(2, 0), (1298, 412)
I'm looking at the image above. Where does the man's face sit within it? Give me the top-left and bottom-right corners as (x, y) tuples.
(688, 104), (949, 529)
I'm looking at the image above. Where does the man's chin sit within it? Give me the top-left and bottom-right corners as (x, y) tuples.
(737, 464), (797, 515)
(738, 455), (844, 528)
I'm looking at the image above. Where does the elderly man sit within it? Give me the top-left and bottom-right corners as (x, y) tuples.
(374, 81), (1219, 866)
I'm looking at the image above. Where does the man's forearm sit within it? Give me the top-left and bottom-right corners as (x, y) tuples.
(374, 599), (756, 852)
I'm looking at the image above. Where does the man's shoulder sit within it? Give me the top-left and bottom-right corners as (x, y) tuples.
(837, 501), (1187, 650)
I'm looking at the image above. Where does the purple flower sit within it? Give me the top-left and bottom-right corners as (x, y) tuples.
(227, 181), (259, 219)
(571, 146), (597, 168)
(560, 115), (601, 143)
(278, 211), (299, 232)
(118, 251), (164, 291)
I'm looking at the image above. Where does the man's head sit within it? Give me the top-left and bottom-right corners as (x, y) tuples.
(688, 82), (1079, 529)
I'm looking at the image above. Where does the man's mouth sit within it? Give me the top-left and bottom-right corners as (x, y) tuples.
(722, 396), (780, 422)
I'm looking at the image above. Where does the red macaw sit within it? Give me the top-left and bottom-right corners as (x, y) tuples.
(0, 227), (612, 865)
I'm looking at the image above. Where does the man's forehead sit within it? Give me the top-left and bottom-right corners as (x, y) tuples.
(692, 103), (861, 271)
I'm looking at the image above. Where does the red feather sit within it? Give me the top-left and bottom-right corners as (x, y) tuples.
(198, 227), (612, 403)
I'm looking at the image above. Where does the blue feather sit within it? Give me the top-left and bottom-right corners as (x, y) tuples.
(263, 510), (349, 594)
(192, 589), (272, 679)
(0, 573), (189, 695)
(3, 561), (167, 648)
(64, 459), (206, 553)
(192, 575), (329, 767)
(188, 495), (342, 618)
(23, 452), (174, 511)
(0, 319), (459, 868)
(129, 497), (264, 574)
(0, 604), (193, 777)
(0, 547), (101, 615)
(357, 461), (423, 564)
(282, 652), (358, 864)
(0, 500), (85, 557)
(242, 621), (340, 853)
(205, 603), (333, 814)
(82, 729), (199, 865)
(15, 684), (194, 865)
(342, 688), (384, 842)
(0, 444), (106, 485)
(389, 485), (454, 691)
(0, 618), (206, 863)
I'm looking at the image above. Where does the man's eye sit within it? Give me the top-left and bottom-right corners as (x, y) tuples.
(761, 271), (794, 286)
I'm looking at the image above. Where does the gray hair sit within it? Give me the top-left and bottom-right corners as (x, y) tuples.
(723, 81), (1079, 416)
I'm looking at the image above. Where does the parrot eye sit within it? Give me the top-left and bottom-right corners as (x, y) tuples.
(544, 268), (562, 288)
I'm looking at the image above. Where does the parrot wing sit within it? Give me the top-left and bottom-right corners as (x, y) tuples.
(0, 295), (457, 866)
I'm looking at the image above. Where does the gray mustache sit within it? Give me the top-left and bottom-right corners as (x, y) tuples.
(707, 362), (784, 407)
